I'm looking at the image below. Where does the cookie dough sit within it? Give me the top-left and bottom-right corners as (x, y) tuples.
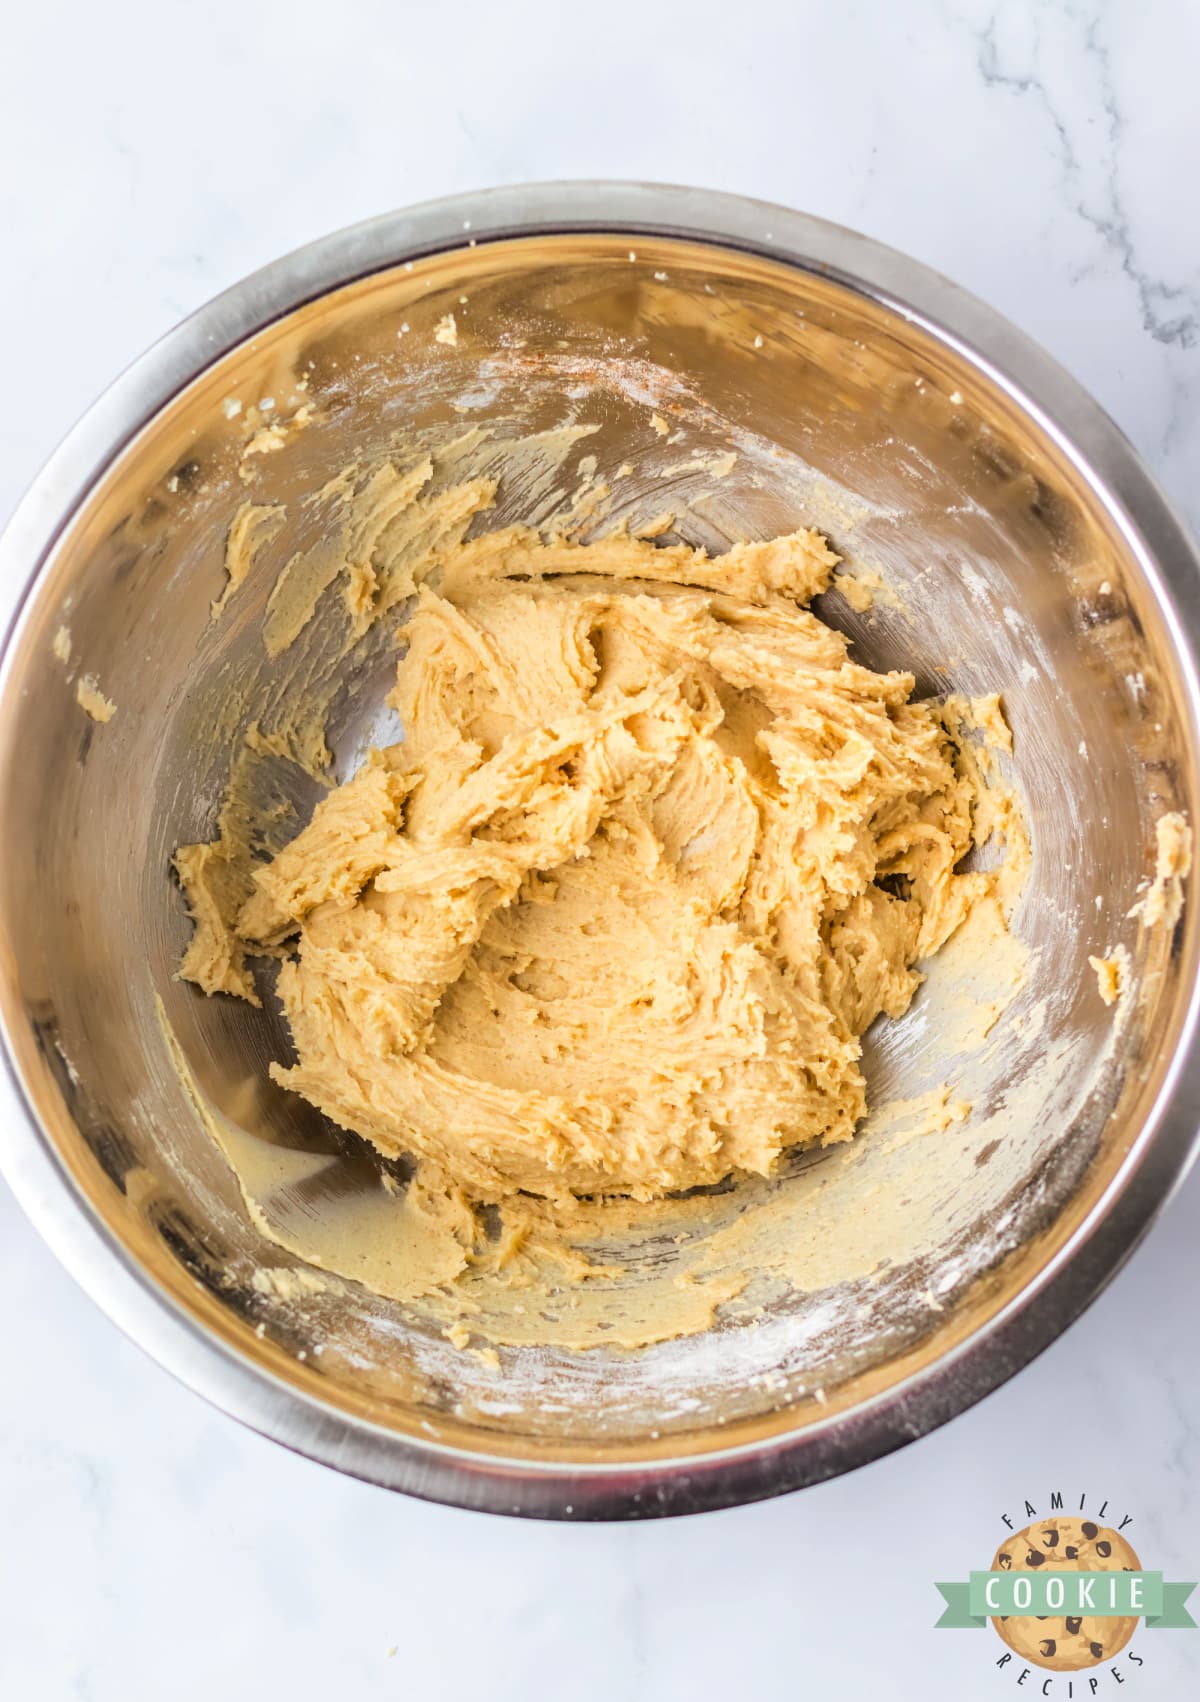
(991, 1518), (1141, 1672)
(1089, 949), (1126, 1006)
(1137, 810), (1191, 929)
(75, 674), (116, 723)
(181, 504), (1020, 1208)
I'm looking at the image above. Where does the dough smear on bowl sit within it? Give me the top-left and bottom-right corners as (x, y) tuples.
(178, 476), (1026, 1222)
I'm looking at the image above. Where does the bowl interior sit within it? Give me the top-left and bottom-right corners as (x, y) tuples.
(0, 231), (1196, 1472)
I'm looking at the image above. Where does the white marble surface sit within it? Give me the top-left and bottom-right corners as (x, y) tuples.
(2, 2), (1200, 1696)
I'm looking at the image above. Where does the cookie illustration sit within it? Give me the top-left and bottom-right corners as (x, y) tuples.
(991, 1517), (1141, 1672)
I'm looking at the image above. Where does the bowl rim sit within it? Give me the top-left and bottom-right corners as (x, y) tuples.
(1, 180), (1199, 1520)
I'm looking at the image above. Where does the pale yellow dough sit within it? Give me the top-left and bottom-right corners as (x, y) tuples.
(75, 674), (116, 723)
(182, 506), (1022, 1210)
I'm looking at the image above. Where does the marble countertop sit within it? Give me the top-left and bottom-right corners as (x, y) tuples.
(2, 2), (1199, 1697)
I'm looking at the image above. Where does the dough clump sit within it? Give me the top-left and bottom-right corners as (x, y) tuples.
(178, 506), (1020, 1208)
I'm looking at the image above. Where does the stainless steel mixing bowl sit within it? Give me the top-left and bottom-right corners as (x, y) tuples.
(1, 184), (1198, 1519)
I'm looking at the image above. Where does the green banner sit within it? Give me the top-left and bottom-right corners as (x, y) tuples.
(935, 1573), (1196, 1630)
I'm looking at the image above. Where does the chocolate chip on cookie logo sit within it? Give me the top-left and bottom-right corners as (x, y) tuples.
(935, 1493), (1196, 1693)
